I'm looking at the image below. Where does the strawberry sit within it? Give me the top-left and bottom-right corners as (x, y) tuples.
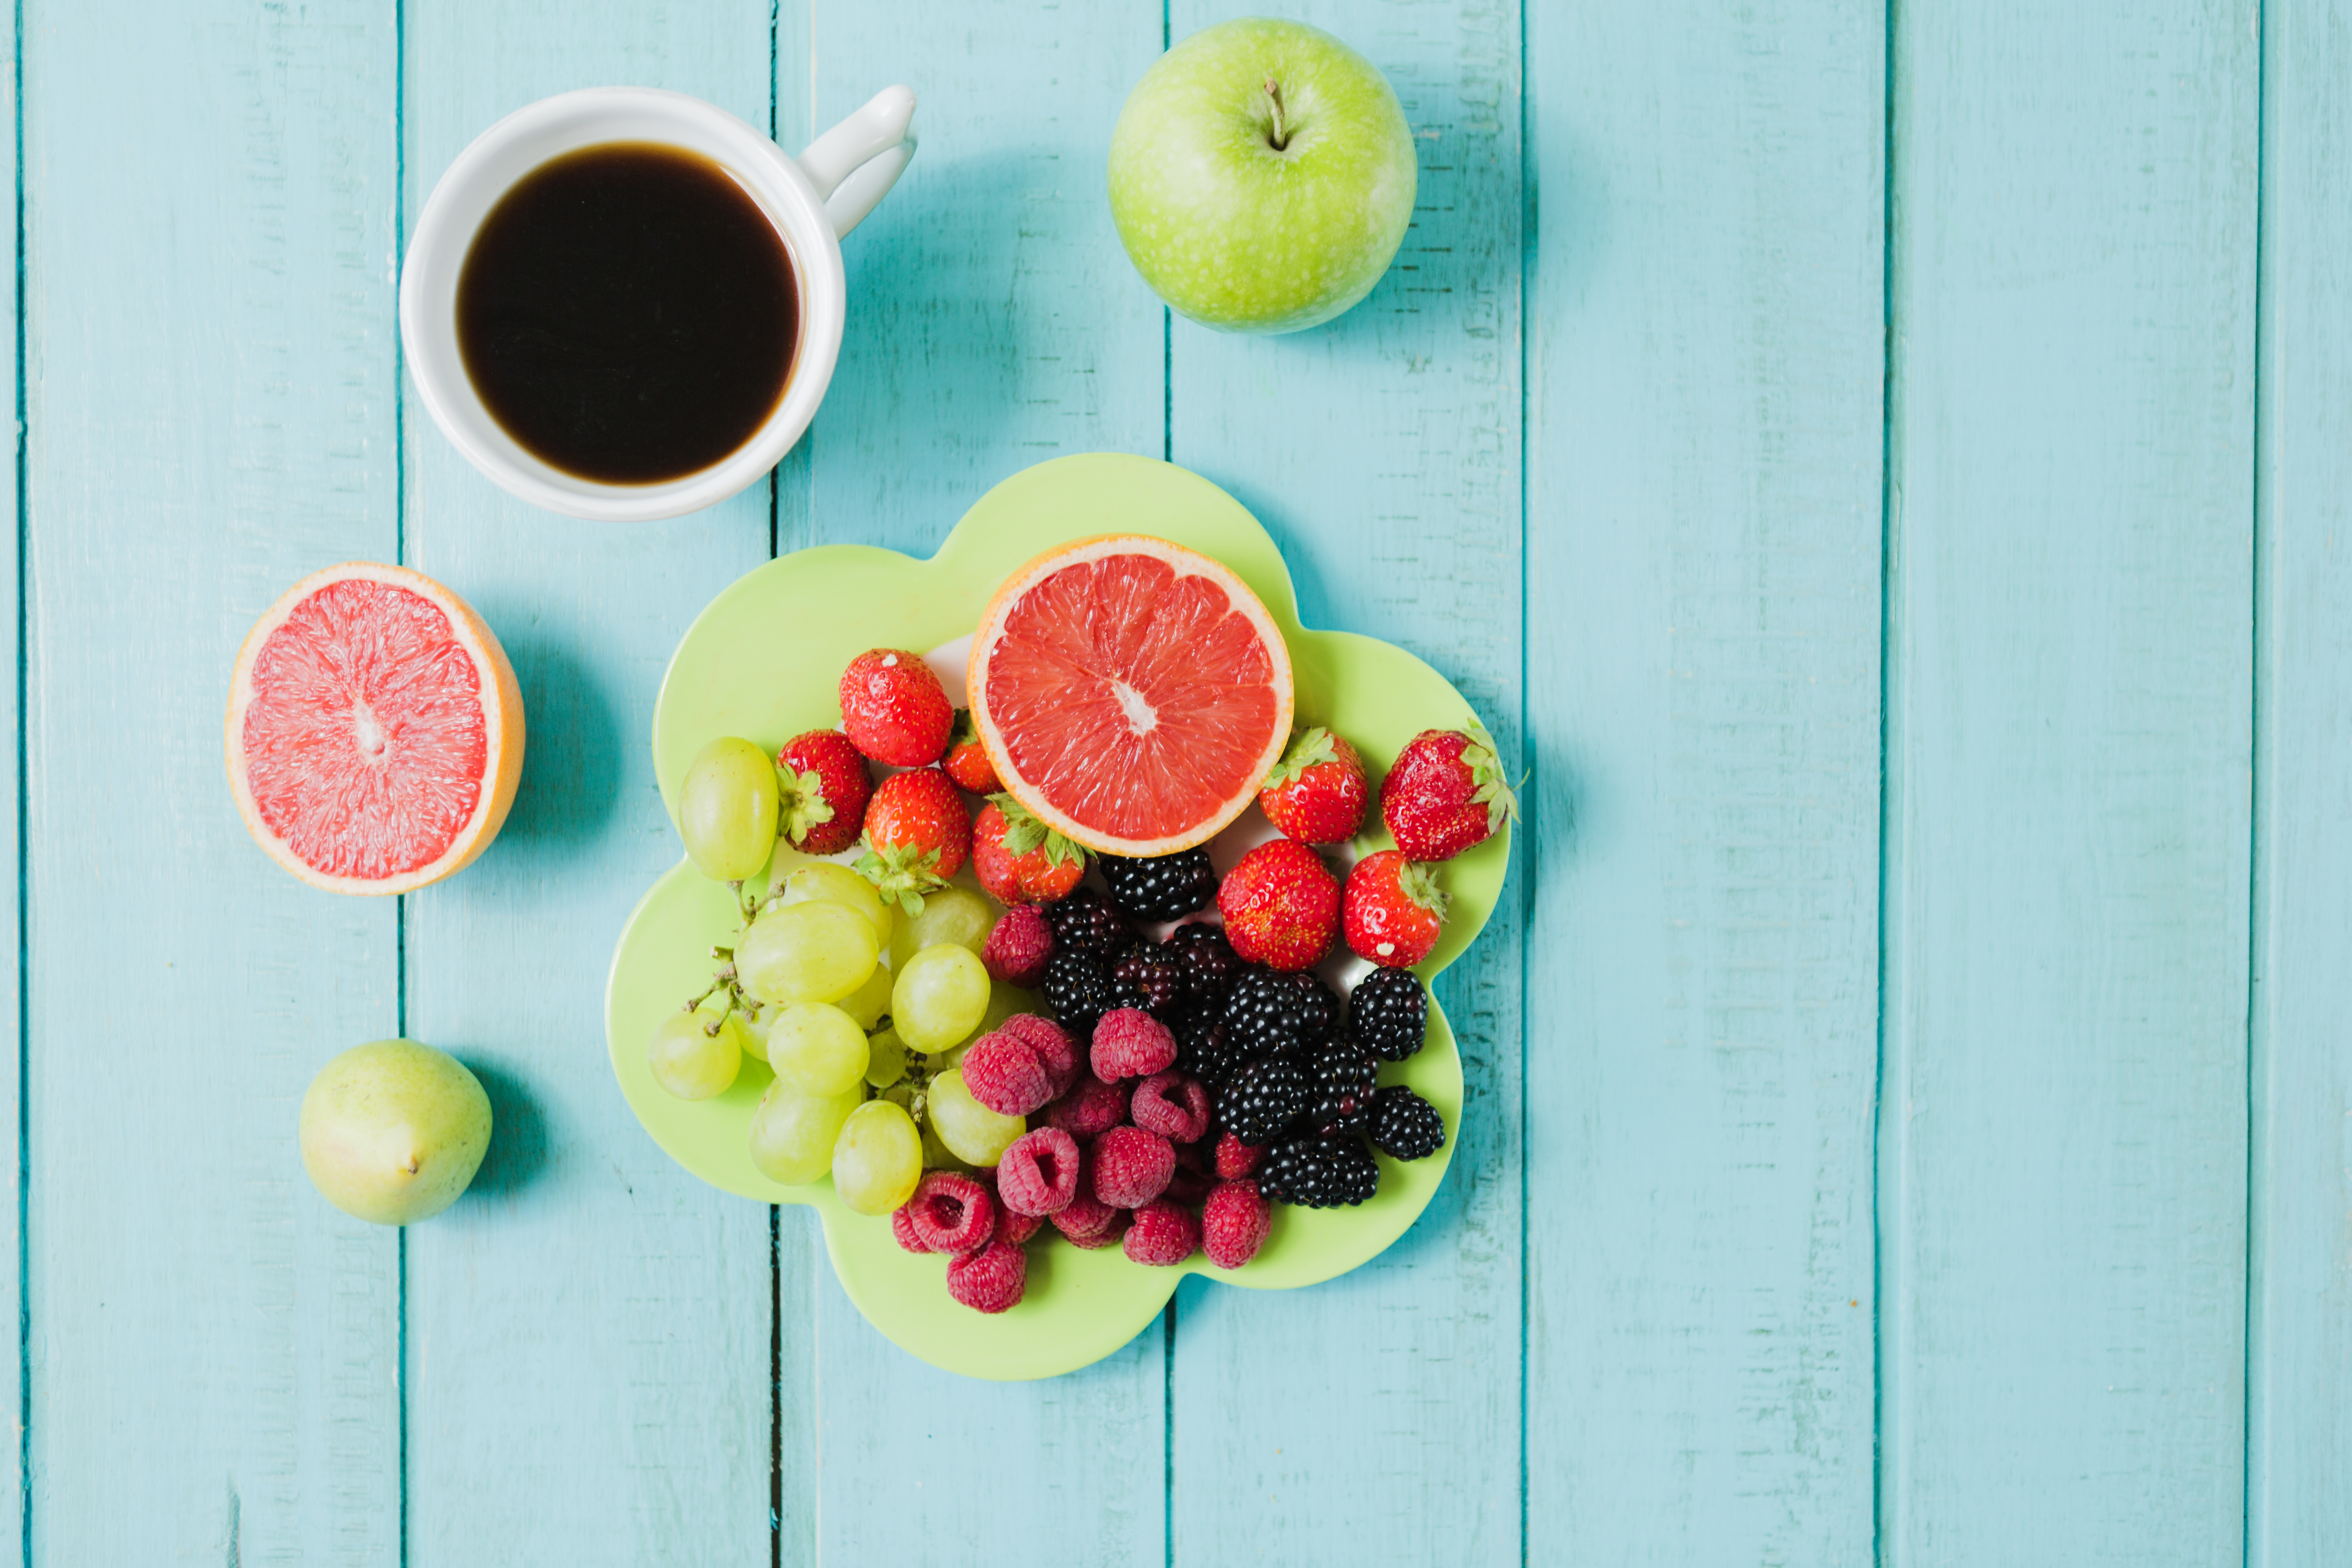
(1216, 839), (1340, 972)
(971, 795), (1086, 905)
(1341, 850), (1448, 968)
(775, 729), (873, 857)
(940, 707), (1001, 795)
(839, 649), (954, 767)
(1380, 719), (1519, 862)
(855, 768), (971, 914)
(1258, 726), (1368, 844)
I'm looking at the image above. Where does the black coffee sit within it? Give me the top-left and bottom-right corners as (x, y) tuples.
(455, 142), (799, 485)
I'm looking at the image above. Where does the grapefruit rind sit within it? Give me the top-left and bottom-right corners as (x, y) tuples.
(224, 561), (526, 897)
(966, 534), (1294, 857)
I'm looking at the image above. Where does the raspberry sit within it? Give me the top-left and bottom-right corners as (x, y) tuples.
(1212, 1130), (1263, 1179)
(1368, 1085), (1446, 1160)
(1108, 943), (1184, 1017)
(945, 1236), (1027, 1313)
(890, 1203), (931, 1253)
(1090, 1126), (1175, 1209)
(1065, 1217), (1130, 1249)
(1041, 949), (1115, 1035)
(1347, 965), (1427, 1060)
(1099, 848), (1218, 924)
(1259, 1134), (1379, 1208)
(1201, 1179), (1272, 1269)
(1043, 1073), (1127, 1138)
(1091, 1007), (1177, 1081)
(999, 1208), (1044, 1245)
(1218, 1056), (1310, 1146)
(1050, 1187), (1120, 1241)
(996, 1013), (1080, 1097)
(1165, 1165), (1212, 1206)
(1123, 1199), (1202, 1266)
(961, 1031), (1055, 1116)
(981, 903), (1055, 987)
(1046, 886), (1132, 957)
(1306, 1043), (1379, 1138)
(906, 1171), (996, 1254)
(1131, 1071), (1212, 1143)
(996, 1127), (1082, 1215)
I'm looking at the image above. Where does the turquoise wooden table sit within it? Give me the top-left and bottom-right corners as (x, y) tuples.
(7, 0), (2347, 1562)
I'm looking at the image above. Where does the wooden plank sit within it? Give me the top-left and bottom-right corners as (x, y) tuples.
(793, 5), (1171, 1559)
(1163, 2), (1523, 1560)
(21, 1), (403, 1560)
(1520, 2), (1883, 1563)
(397, 5), (778, 1562)
(2249, 0), (2352, 1560)
(1880, 3), (2257, 1560)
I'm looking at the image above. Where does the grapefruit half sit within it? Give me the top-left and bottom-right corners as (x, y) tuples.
(967, 535), (1292, 856)
(226, 562), (526, 895)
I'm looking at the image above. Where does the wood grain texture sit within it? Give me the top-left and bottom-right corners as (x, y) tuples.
(397, 5), (778, 1562)
(1163, 2), (1524, 1560)
(791, 6), (1171, 1560)
(21, 1), (404, 1561)
(2249, 0), (2352, 1561)
(1880, 3), (2257, 1562)
(1521, 3), (1884, 1563)
(0, 0), (20, 1554)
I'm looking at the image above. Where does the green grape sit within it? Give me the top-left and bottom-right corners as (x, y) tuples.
(830, 1099), (924, 1215)
(766, 1002), (870, 1098)
(864, 1026), (910, 1089)
(920, 1113), (972, 1173)
(647, 1007), (745, 1101)
(679, 737), (781, 883)
(747, 1079), (861, 1185)
(892, 943), (991, 1053)
(774, 861), (894, 950)
(837, 963), (894, 1032)
(925, 1067), (1024, 1167)
(734, 901), (879, 1006)
(970, 981), (1040, 1048)
(887, 885), (998, 970)
(735, 1002), (773, 1064)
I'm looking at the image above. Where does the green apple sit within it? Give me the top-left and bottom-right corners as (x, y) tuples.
(1108, 17), (1417, 333)
(299, 1040), (492, 1226)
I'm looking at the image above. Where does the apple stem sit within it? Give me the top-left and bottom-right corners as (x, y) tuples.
(1263, 77), (1292, 150)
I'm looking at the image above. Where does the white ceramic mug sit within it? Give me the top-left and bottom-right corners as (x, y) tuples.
(399, 85), (916, 522)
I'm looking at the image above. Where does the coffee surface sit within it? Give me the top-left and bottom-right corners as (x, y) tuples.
(456, 142), (798, 485)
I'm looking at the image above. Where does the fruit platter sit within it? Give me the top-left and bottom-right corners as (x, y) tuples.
(604, 452), (1513, 1379)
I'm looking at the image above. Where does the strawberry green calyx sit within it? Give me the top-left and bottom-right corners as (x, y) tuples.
(776, 766), (837, 844)
(948, 707), (981, 750)
(1263, 725), (1340, 790)
(1399, 859), (1450, 919)
(1461, 718), (1521, 837)
(987, 794), (1086, 870)
(855, 843), (948, 917)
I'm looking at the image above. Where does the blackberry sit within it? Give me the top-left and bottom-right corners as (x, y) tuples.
(1217, 1056), (1310, 1146)
(1046, 887), (1133, 959)
(1164, 922), (1244, 1014)
(1108, 943), (1183, 1018)
(1347, 967), (1428, 1061)
(1099, 848), (1218, 924)
(1176, 1013), (1249, 1087)
(1223, 966), (1316, 1058)
(1287, 970), (1342, 1046)
(1040, 949), (1115, 1035)
(1259, 1133), (1380, 1208)
(1368, 1086), (1445, 1161)
(1306, 1043), (1379, 1138)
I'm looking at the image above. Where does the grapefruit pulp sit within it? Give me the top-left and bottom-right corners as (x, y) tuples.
(226, 562), (525, 895)
(967, 535), (1292, 856)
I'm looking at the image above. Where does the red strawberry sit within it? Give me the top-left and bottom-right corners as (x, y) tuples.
(774, 729), (873, 856)
(1216, 839), (1340, 972)
(1341, 850), (1448, 968)
(1258, 726), (1368, 844)
(839, 649), (953, 767)
(940, 708), (1001, 795)
(855, 768), (971, 913)
(971, 795), (1086, 905)
(1380, 719), (1519, 862)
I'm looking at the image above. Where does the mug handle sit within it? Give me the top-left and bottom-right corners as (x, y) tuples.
(796, 85), (918, 239)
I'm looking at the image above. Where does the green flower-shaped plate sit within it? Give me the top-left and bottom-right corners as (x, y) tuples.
(605, 453), (1509, 1380)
